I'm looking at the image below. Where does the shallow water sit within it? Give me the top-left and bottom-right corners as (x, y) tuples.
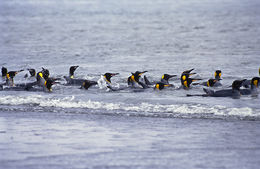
(0, 0), (260, 120)
(0, 0), (260, 168)
(1, 111), (260, 169)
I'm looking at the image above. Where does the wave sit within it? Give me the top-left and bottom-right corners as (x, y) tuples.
(0, 95), (259, 120)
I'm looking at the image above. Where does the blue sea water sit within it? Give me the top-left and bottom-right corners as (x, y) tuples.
(0, 0), (260, 168)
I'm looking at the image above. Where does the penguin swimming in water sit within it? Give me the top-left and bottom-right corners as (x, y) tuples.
(5, 69), (24, 86)
(97, 73), (119, 90)
(127, 71), (148, 89)
(161, 74), (177, 84)
(180, 69), (201, 89)
(201, 70), (222, 87)
(202, 79), (246, 99)
(143, 73), (176, 90)
(24, 69), (36, 79)
(64, 66), (88, 85)
(81, 80), (98, 90)
(154, 82), (173, 90)
(240, 77), (260, 96)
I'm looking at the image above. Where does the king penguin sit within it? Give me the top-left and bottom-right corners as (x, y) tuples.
(203, 79), (246, 99)
(240, 77), (260, 96)
(127, 71), (148, 89)
(64, 66), (88, 85)
(180, 69), (201, 89)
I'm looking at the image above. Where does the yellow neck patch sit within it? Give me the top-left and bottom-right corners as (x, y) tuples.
(70, 75), (74, 79)
(6, 74), (10, 79)
(182, 75), (186, 81)
(253, 80), (258, 87)
(184, 81), (188, 88)
(104, 75), (111, 83)
(39, 72), (43, 78)
(207, 81), (210, 87)
(44, 81), (47, 86)
(131, 75), (136, 82)
(156, 84), (160, 89)
(162, 75), (165, 80)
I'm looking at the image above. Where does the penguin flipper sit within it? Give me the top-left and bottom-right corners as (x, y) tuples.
(144, 75), (153, 85)
(138, 81), (148, 89)
(203, 88), (214, 95)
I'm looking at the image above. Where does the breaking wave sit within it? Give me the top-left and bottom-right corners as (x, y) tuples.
(0, 95), (259, 120)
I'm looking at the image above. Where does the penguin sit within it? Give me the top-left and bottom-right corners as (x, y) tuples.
(69, 65), (79, 79)
(64, 66), (87, 85)
(201, 70), (222, 87)
(240, 77), (260, 96)
(24, 69), (36, 78)
(127, 71), (148, 89)
(154, 82), (173, 90)
(81, 80), (98, 90)
(5, 69), (24, 86)
(203, 79), (246, 98)
(97, 73), (119, 90)
(214, 70), (222, 81)
(180, 69), (201, 89)
(161, 74), (177, 84)
(43, 78), (59, 92)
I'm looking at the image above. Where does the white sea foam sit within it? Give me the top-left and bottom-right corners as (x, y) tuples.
(0, 95), (259, 119)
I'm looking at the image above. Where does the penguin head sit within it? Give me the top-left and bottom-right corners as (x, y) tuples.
(130, 71), (147, 82)
(69, 66), (79, 78)
(207, 79), (217, 87)
(162, 74), (177, 81)
(28, 69), (36, 77)
(251, 77), (260, 88)
(103, 73), (119, 83)
(215, 70), (222, 80)
(41, 67), (50, 80)
(232, 79), (246, 91)
(182, 68), (194, 75)
(154, 82), (173, 90)
(2, 67), (7, 77)
(44, 78), (58, 92)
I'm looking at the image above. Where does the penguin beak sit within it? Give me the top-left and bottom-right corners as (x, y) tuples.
(188, 73), (196, 76)
(191, 78), (201, 82)
(139, 71), (148, 76)
(169, 75), (177, 79)
(111, 73), (119, 77)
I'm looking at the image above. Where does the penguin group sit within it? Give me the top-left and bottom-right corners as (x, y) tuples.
(1, 66), (259, 99)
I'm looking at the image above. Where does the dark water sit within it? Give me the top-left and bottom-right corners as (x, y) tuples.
(0, 0), (260, 168)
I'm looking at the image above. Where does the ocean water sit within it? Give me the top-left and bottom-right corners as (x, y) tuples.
(0, 0), (260, 168)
